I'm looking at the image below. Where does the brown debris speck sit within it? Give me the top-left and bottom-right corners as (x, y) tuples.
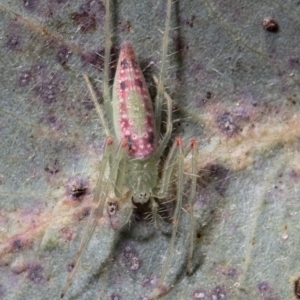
(295, 278), (300, 299)
(262, 17), (279, 32)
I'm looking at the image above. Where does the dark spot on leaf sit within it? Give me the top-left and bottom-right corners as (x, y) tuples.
(77, 206), (91, 220)
(72, 0), (106, 32)
(0, 284), (4, 297)
(202, 164), (231, 196)
(121, 243), (141, 271)
(66, 177), (88, 200)
(5, 34), (22, 51)
(119, 20), (132, 32)
(41, 110), (63, 129)
(18, 70), (32, 87)
(23, 0), (39, 11)
(222, 267), (238, 277)
(82, 96), (97, 110)
(173, 34), (188, 60)
(288, 57), (300, 71)
(72, 11), (96, 32)
(262, 17), (279, 32)
(80, 0), (105, 15)
(289, 169), (300, 181)
(211, 285), (227, 300)
(67, 263), (74, 272)
(206, 91), (212, 99)
(27, 264), (44, 284)
(45, 160), (60, 175)
(216, 112), (240, 136)
(120, 81), (127, 90)
(287, 96), (297, 105)
(56, 46), (72, 65)
(12, 239), (23, 251)
(60, 227), (74, 241)
(110, 294), (121, 300)
(82, 48), (104, 70)
(184, 15), (196, 28)
(258, 281), (272, 295)
(142, 276), (157, 289)
(233, 106), (251, 122)
(32, 63), (46, 74)
(33, 73), (61, 104)
(43, 113), (57, 125)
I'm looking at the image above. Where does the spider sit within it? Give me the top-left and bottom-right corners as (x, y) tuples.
(61, 0), (198, 298)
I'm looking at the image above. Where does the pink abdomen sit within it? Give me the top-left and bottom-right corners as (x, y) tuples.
(112, 41), (156, 159)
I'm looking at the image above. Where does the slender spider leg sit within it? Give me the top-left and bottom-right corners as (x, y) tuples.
(83, 70), (130, 221)
(155, 0), (172, 133)
(103, 0), (113, 122)
(82, 0), (112, 134)
(149, 137), (184, 299)
(83, 0), (112, 134)
(153, 75), (173, 158)
(151, 74), (173, 227)
(160, 137), (184, 281)
(153, 137), (182, 200)
(150, 197), (160, 229)
(187, 140), (198, 274)
(113, 157), (127, 198)
(83, 73), (111, 137)
(151, 138), (198, 299)
(61, 138), (127, 298)
(152, 0), (173, 158)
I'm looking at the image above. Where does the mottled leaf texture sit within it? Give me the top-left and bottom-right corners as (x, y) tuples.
(1, 0), (300, 300)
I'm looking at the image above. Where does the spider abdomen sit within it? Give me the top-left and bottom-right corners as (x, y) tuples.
(113, 41), (157, 159)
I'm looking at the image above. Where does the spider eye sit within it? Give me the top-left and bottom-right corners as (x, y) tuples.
(139, 193), (147, 199)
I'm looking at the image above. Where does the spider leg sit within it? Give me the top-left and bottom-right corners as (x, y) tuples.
(150, 196), (160, 229)
(103, 0), (113, 125)
(186, 140), (198, 274)
(150, 138), (198, 299)
(153, 75), (173, 157)
(114, 157), (126, 198)
(149, 137), (184, 299)
(153, 135), (181, 200)
(111, 156), (135, 228)
(155, 0), (172, 132)
(83, 0), (112, 136)
(60, 138), (126, 298)
(83, 73), (111, 137)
